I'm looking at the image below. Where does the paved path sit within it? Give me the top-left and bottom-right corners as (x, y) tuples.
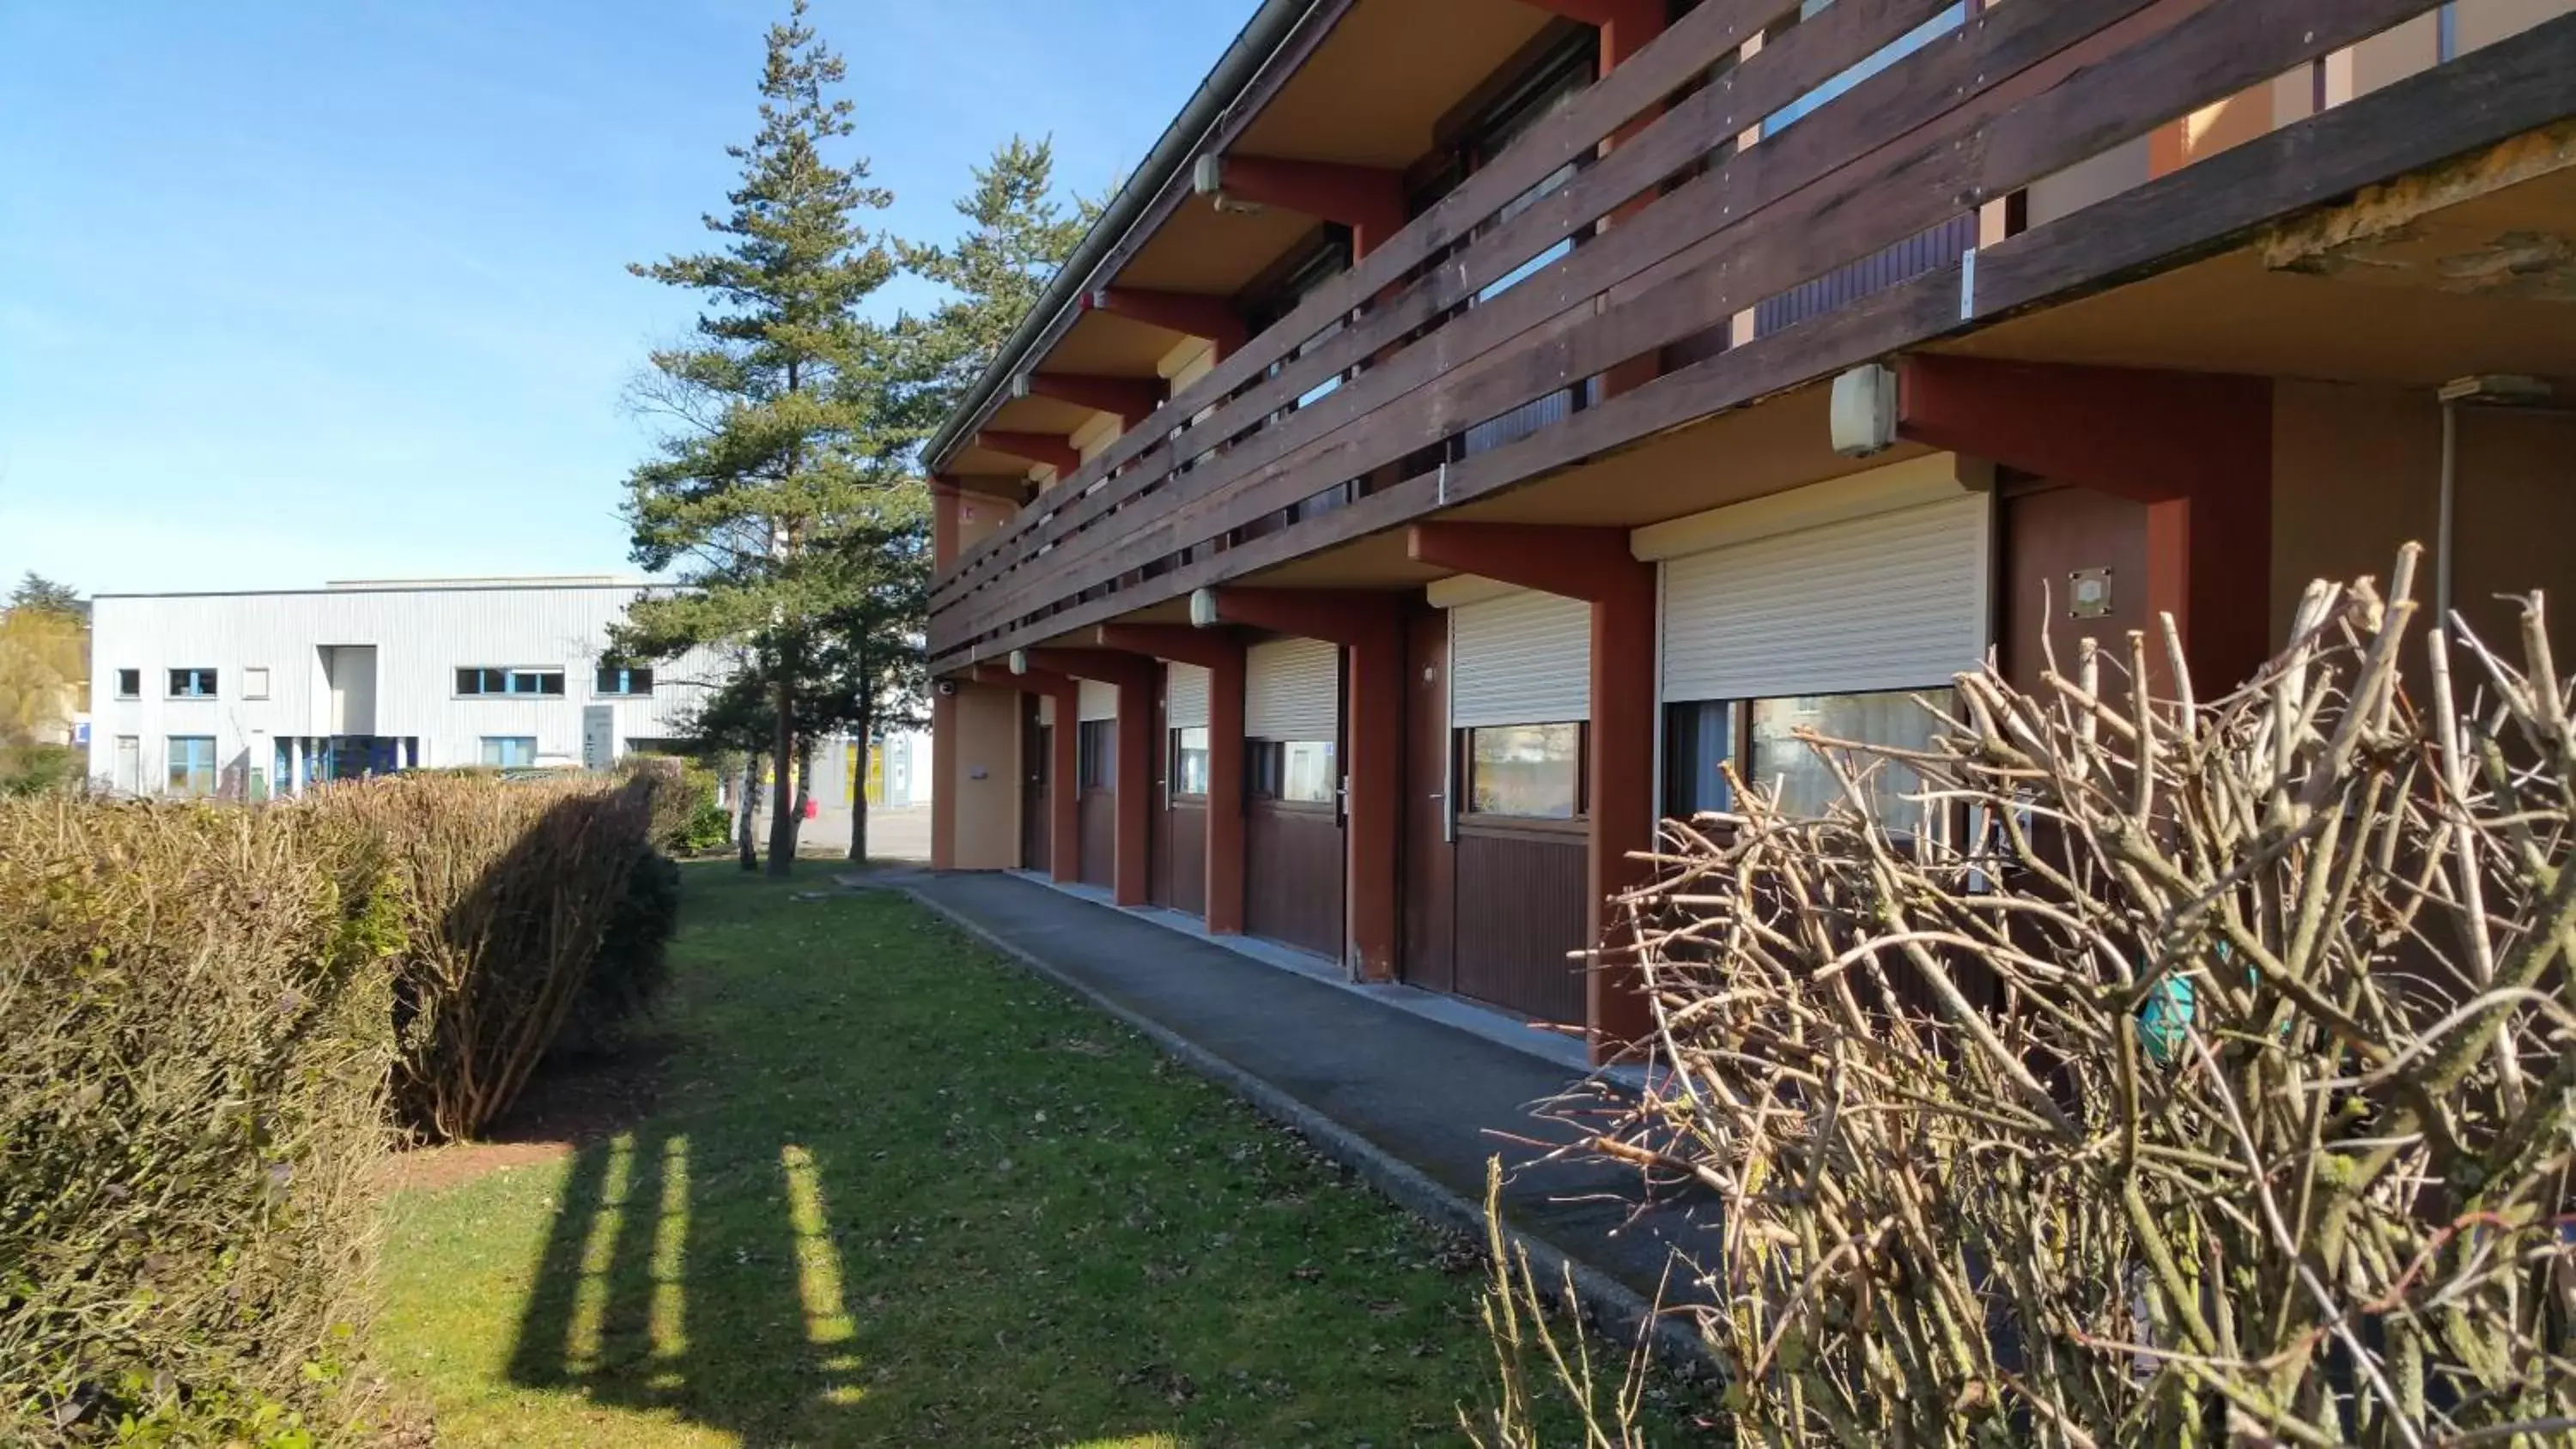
(888, 870), (1718, 1337)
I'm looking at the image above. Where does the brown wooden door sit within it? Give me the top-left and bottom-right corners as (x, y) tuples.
(1246, 803), (1343, 957)
(1077, 720), (1115, 890)
(2001, 480), (2153, 697)
(1453, 824), (1589, 1024)
(1022, 710), (1050, 874)
(1401, 602), (1455, 992)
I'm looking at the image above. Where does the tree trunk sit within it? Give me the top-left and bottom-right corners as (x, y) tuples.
(736, 751), (761, 872)
(847, 695), (876, 864)
(764, 668), (798, 877)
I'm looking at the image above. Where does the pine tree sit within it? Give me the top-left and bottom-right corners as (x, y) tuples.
(9, 573), (82, 617)
(894, 136), (1093, 428)
(617, 0), (907, 877)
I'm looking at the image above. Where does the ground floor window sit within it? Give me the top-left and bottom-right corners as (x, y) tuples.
(1663, 700), (1735, 817)
(1250, 738), (1334, 805)
(1077, 719), (1114, 790)
(166, 736), (216, 796)
(1463, 722), (1583, 819)
(1170, 726), (1210, 797)
(480, 736), (538, 768)
(1750, 689), (1952, 829)
(1666, 689), (1953, 829)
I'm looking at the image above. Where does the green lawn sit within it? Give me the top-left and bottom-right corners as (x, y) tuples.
(377, 863), (1678, 1446)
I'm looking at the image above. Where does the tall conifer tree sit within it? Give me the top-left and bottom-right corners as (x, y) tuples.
(617, 0), (905, 876)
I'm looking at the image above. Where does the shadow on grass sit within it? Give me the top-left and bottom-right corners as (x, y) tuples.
(478, 865), (1516, 1447)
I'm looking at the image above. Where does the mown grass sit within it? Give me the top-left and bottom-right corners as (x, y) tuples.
(378, 863), (1686, 1446)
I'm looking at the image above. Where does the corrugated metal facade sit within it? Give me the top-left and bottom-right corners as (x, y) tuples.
(1449, 589), (1589, 727)
(1246, 638), (1337, 741)
(1165, 663), (1212, 730)
(1662, 494), (1992, 703)
(85, 582), (725, 791)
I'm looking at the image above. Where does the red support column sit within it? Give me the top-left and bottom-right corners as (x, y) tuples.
(1200, 588), (1405, 981)
(1406, 523), (1657, 1060)
(1029, 648), (1160, 907)
(1898, 355), (2274, 692)
(1205, 646), (1247, 934)
(1097, 623), (1249, 935)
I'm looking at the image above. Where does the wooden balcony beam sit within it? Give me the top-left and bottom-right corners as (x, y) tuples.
(973, 430), (1080, 476)
(1197, 155), (1407, 259)
(1014, 372), (1164, 427)
(1084, 288), (1249, 358)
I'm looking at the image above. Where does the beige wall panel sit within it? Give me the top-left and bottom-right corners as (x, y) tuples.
(948, 682), (1021, 869)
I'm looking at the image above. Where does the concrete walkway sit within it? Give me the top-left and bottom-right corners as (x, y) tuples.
(878, 869), (1718, 1344)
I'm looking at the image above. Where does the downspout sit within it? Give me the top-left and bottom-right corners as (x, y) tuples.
(920, 0), (1327, 476)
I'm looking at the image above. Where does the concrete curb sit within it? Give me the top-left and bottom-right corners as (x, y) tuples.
(873, 877), (1710, 1373)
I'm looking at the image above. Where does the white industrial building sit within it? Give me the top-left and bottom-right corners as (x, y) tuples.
(86, 577), (728, 797)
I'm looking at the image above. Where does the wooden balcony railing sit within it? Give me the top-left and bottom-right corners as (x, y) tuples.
(928, 0), (2574, 672)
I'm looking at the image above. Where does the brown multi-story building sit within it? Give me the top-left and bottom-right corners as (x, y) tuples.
(925, 0), (2576, 1060)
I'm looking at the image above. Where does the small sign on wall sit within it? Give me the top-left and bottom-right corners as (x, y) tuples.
(2069, 567), (2114, 619)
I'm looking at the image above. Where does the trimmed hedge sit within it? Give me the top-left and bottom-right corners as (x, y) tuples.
(1, 769), (683, 1443)
(1, 799), (399, 1444)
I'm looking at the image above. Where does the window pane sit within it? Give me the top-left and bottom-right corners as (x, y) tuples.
(166, 737), (215, 797)
(1173, 727), (1211, 797)
(1467, 723), (1581, 818)
(1663, 700), (1733, 817)
(1278, 741), (1335, 804)
(1748, 689), (1952, 830)
(480, 736), (536, 768)
(117, 669), (140, 697)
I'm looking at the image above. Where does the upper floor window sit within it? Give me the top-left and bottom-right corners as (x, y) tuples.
(242, 666), (271, 700)
(456, 667), (565, 698)
(114, 668), (140, 699)
(595, 665), (654, 697)
(167, 668), (217, 699)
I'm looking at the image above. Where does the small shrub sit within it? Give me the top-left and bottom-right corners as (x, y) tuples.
(0, 798), (399, 1444)
(0, 741), (82, 797)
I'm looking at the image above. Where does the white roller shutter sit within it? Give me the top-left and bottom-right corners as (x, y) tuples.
(1662, 493), (1990, 702)
(1165, 663), (1211, 730)
(1037, 693), (1054, 726)
(1246, 638), (1338, 740)
(1077, 679), (1118, 722)
(1450, 588), (1589, 726)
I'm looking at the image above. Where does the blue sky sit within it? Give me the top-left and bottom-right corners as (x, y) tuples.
(0, 2), (1247, 597)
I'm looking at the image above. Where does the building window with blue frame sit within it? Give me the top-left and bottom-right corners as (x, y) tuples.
(594, 664), (654, 696)
(167, 667), (218, 698)
(480, 737), (538, 768)
(166, 736), (216, 796)
(455, 667), (565, 697)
